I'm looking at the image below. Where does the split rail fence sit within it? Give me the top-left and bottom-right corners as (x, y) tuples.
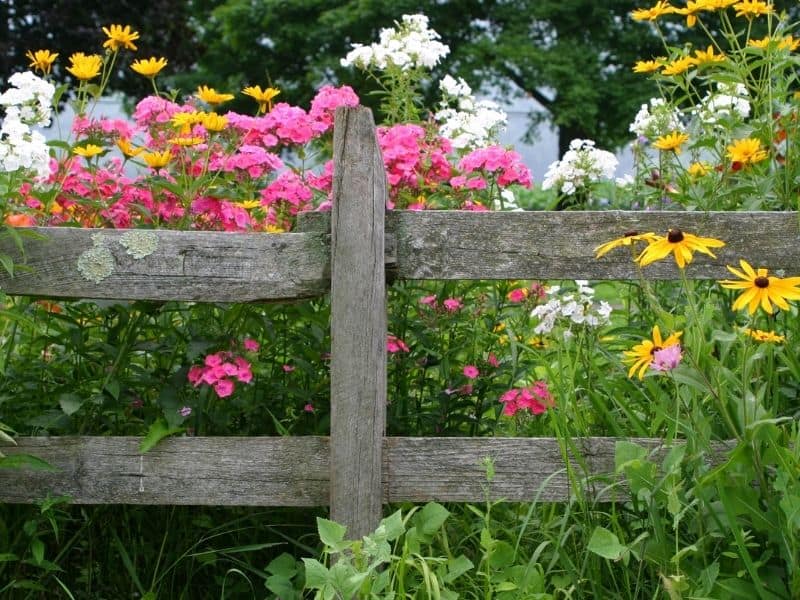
(2, 107), (799, 538)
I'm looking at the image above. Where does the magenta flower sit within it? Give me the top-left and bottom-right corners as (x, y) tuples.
(499, 381), (554, 417)
(243, 337), (260, 352)
(178, 406), (192, 417)
(651, 344), (682, 372)
(419, 295), (437, 306)
(507, 288), (529, 303)
(282, 364), (295, 373)
(463, 365), (479, 379)
(214, 379), (235, 398)
(304, 403), (315, 413)
(443, 297), (462, 312)
(487, 353), (500, 368)
(387, 334), (410, 353)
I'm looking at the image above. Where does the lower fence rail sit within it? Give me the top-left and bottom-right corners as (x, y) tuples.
(1, 436), (731, 506)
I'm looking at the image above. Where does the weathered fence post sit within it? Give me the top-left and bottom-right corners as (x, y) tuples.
(329, 106), (388, 538)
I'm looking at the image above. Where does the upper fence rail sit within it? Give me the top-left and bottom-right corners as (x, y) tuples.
(0, 211), (797, 302)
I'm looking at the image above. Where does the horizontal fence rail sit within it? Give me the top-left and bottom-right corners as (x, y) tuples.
(1, 211), (796, 301)
(1, 436), (731, 505)
(0, 228), (330, 302)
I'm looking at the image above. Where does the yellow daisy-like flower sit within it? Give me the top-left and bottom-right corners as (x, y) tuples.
(742, 328), (785, 343)
(594, 231), (659, 259)
(632, 1), (676, 21)
(73, 143), (104, 158)
(636, 228), (726, 269)
(726, 137), (768, 165)
(633, 59), (664, 73)
(747, 36), (771, 49)
(26, 49), (58, 75)
(676, 0), (713, 27)
(195, 85), (235, 105)
(142, 149), (172, 168)
(623, 326), (683, 379)
(131, 57), (168, 78)
(171, 111), (203, 134)
(693, 45), (726, 65)
(102, 24), (140, 52)
(687, 161), (711, 177)
(67, 52), (102, 81)
(116, 138), (143, 158)
(719, 259), (800, 314)
(265, 223), (286, 233)
(201, 112), (228, 132)
(168, 136), (204, 147)
(242, 85), (281, 113)
(734, 0), (774, 18)
(653, 131), (690, 153)
(236, 199), (262, 210)
(661, 55), (697, 76)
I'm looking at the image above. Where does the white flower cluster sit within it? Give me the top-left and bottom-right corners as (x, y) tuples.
(694, 82), (750, 125)
(0, 71), (55, 179)
(530, 280), (613, 340)
(434, 75), (507, 150)
(541, 139), (618, 196)
(341, 14), (450, 71)
(629, 97), (684, 140)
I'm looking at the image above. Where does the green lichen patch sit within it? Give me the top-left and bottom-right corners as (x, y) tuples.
(120, 230), (158, 259)
(77, 244), (115, 283)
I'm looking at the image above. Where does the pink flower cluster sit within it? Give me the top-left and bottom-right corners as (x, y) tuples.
(387, 334), (410, 353)
(419, 295), (463, 312)
(499, 381), (554, 417)
(451, 146), (532, 190)
(188, 351), (253, 398)
(376, 124), (452, 207)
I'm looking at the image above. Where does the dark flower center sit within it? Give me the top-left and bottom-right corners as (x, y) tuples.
(624, 230), (639, 237)
(667, 229), (684, 243)
(754, 276), (770, 288)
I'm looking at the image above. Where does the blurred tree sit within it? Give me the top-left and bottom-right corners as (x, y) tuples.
(181, 0), (665, 153)
(1, 0), (205, 99)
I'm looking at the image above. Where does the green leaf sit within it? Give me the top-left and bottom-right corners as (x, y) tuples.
(266, 552), (299, 577)
(587, 526), (627, 561)
(30, 538), (44, 565)
(316, 517), (348, 549)
(58, 393), (84, 417)
(414, 502), (450, 537)
(138, 419), (183, 453)
(302, 558), (329, 588)
(443, 555), (474, 583)
(0, 454), (57, 471)
(379, 509), (405, 541)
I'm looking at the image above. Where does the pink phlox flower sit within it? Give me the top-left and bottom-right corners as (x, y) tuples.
(226, 112), (279, 147)
(304, 403), (315, 413)
(443, 297), (462, 312)
(132, 95), (185, 126)
(260, 170), (313, 212)
(387, 334), (410, 353)
(265, 103), (317, 145)
(187, 365), (204, 386)
(463, 365), (480, 379)
(309, 85), (360, 133)
(243, 337), (260, 352)
(487, 353), (500, 368)
(499, 381), (554, 417)
(651, 344), (682, 372)
(507, 288), (529, 303)
(282, 364), (295, 373)
(214, 379), (235, 398)
(419, 295), (437, 307)
(461, 200), (489, 211)
(210, 145), (284, 178)
(305, 160), (334, 195)
(179, 406), (192, 417)
(457, 146), (532, 188)
(234, 356), (253, 382)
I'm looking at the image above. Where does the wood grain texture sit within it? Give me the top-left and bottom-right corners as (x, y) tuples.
(301, 210), (800, 280)
(329, 107), (388, 537)
(0, 228), (329, 301)
(3, 436), (730, 505)
(3, 436), (330, 505)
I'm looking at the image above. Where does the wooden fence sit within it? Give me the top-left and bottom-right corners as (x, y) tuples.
(2, 107), (799, 538)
